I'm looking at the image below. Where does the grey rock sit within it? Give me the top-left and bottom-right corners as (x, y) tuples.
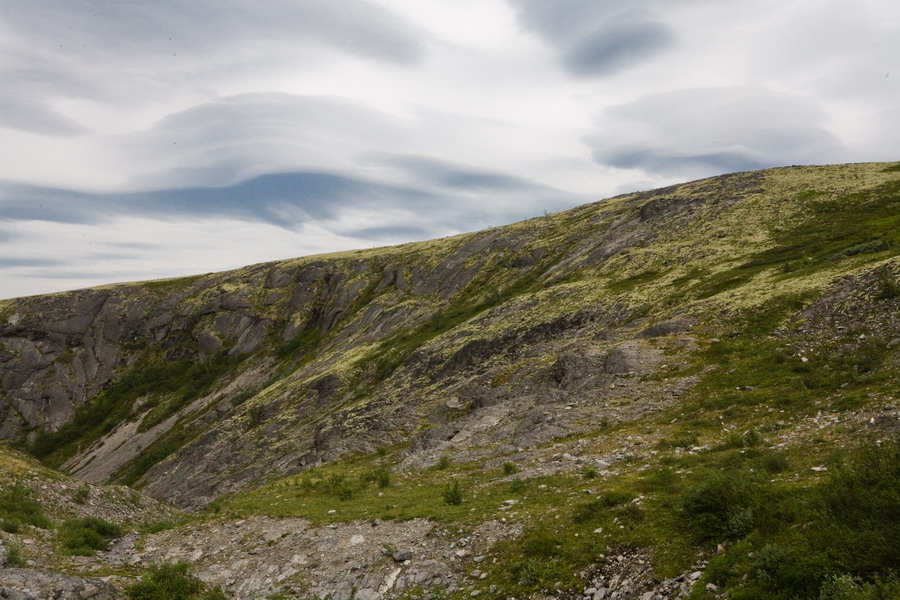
(0, 568), (119, 599)
(393, 549), (413, 562)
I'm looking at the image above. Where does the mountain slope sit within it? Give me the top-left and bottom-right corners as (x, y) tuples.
(1, 162), (899, 599)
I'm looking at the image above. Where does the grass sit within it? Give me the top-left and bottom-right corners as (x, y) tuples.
(126, 562), (227, 600)
(0, 482), (51, 530)
(223, 453), (586, 526)
(58, 517), (123, 556)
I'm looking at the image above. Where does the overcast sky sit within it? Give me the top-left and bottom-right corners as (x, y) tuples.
(1, 0), (898, 299)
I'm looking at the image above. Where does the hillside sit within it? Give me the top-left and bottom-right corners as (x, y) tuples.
(1, 162), (899, 599)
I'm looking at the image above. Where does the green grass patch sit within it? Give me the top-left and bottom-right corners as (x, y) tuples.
(126, 562), (226, 600)
(58, 517), (123, 556)
(0, 482), (51, 530)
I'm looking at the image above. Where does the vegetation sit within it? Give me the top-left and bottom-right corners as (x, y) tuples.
(0, 482), (51, 530)
(29, 349), (241, 469)
(126, 562), (227, 600)
(58, 517), (123, 555)
(4, 163), (900, 599)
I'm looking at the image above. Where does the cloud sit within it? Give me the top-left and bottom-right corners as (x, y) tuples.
(585, 87), (845, 177)
(511, 1), (675, 76)
(0, 95), (86, 136)
(4, 1), (424, 66)
(111, 93), (407, 190)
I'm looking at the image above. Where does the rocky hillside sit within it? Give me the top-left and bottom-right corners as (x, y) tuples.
(1, 162), (899, 600)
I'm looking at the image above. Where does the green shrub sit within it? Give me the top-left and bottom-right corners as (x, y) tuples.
(4, 541), (25, 567)
(1, 519), (20, 533)
(875, 267), (900, 300)
(58, 517), (123, 556)
(819, 572), (900, 600)
(436, 455), (452, 470)
(322, 473), (354, 501)
(657, 431), (700, 450)
(0, 483), (51, 529)
(502, 462), (519, 475)
(719, 428), (763, 450)
(361, 466), (391, 488)
(681, 471), (751, 541)
(757, 450), (790, 474)
(443, 481), (463, 506)
(126, 562), (226, 600)
(572, 490), (634, 524)
(73, 483), (90, 504)
(581, 464), (599, 479)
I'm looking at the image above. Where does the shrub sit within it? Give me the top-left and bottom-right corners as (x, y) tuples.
(719, 428), (763, 450)
(581, 464), (599, 479)
(757, 450), (790, 474)
(680, 471), (751, 541)
(1, 519), (20, 533)
(657, 431), (700, 450)
(572, 490), (634, 524)
(502, 462), (519, 475)
(322, 474), (354, 501)
(361, 466), (391, 488)
(4, 541), (25, 567)
(875, 267), (900, 300)
(436, 455), (452, 470)
(443, 481), (463, 506)
(58, 517), (123, 556)
(0, 483), (51, 529)
(126, 562), (226, 600)
(73, 483), (90, 505)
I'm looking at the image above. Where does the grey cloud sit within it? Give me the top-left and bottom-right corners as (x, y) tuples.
(563, 13), (673, 76)
(4, 1), (424, 66)
(585, 87), (845, 176)
(380, 155), (559, 192)
(0, 257), (67, 269)
(0, 95), (86, 136)
(511, 1), (674, 76)
(116, 93), (405, 189)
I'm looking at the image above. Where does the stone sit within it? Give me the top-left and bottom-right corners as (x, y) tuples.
(689, 571), (702, 581)
(355, 588), (379, 600)
(0, 568), (118, 599)
(393, 549), (413, 562)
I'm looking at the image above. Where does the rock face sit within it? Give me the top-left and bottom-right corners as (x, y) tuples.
(1, 162), (899, 512)
(0, 568), (119, 600)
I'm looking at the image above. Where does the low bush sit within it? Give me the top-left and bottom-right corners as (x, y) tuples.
(361, 466), (391, 488)
(0, 483), (51, 530)
(58, 517), (123, 556)
(126, 562), (227, 600)
(680, 470), (752, 541)
(443, 481), (463, 506)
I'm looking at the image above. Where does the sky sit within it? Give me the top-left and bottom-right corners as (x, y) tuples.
(1, 1), (898, 299)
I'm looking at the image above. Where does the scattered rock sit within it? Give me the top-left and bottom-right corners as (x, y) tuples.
(0, 568), (118, 600)
(392, 549), (413, 562)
